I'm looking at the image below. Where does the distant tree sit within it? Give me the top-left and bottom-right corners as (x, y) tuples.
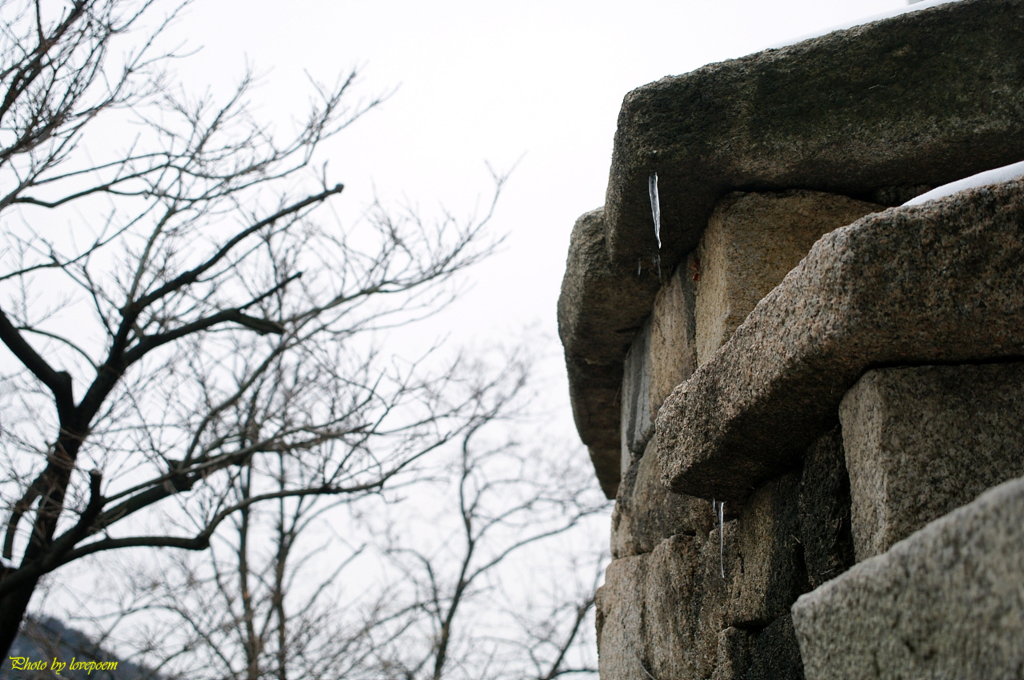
(75, 359), (530, 680)
(0, 0), (505, 655)
(59, 354), (607, 680)
(360, 386), (608, 680)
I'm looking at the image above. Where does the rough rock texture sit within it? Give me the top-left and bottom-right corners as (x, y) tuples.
(605, 0), (1024, 271)
(561, 0), (1024, 496)
(649, 256), (698, 418)
(620, 318), (654, 471)
(611, 435), (714, 559)
(727, 472), (808, 627)
(744, 615), (805, 680)
(610, 453), (641, 560)
(559, 208), (660, 497)
(596, 534), (717, 680)
(603, 469), (818, 679)
(792, 476), (1024, 680)
(695, 191), (880, 366)
(657, 179), (1024, 505)
(839, 362), (1024, 561)
(711, 627), (752, 680)
(798, 425), (855, 589)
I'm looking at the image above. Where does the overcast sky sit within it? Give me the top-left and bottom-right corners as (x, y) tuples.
(162, 0), (929, 437)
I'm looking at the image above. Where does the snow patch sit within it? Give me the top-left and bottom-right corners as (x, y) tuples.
(903, 160), (1024, 206)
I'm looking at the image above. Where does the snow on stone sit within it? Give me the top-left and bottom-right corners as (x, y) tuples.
(903, 160), (1024, 206)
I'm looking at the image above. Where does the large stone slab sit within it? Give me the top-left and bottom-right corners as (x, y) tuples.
(559, 208), (660, 497)
(596, 534), (717, 680)
(792, 476), (1024, 680)
(648, 255), (698, 417)
(560, 0), (1024, 494)
(612, 435), (714, 559)
(657, 179), (1024, 504)
(695, 191), (880, 366)
(840, 361), (1024, 560)
(605, 0), (1024, 272)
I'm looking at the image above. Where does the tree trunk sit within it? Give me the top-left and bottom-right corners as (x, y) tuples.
(0, 577), (38, 657)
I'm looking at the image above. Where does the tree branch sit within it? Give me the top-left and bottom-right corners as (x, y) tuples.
(0, 307), (74, 417)
(129, 184), (343, 314)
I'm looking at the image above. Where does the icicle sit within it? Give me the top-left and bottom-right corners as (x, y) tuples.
(637, 258), (642, 277)
(648, 173), (662, 249)
(711, 498), (725, 578)
(718, 500), (725, 579)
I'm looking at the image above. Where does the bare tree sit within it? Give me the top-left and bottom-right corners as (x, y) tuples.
(0, 0), (505, 656)
(358, 385), (609, 680)
(68, 358), (531, 680)
(61, 355), (608, 680)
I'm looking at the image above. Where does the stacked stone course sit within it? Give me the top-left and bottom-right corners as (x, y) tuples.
(558, 1), (1024, 678)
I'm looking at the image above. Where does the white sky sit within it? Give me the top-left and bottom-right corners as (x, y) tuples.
(162, 0), (926, 438)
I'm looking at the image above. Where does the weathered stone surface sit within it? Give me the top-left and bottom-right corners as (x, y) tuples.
(563, 0), (1024, 494)
(699, 517), (738, 611)
(744, 615), (805, 680)
(596, 535), (716, 680)
(711, 627), (752, 680)
(621, 318), (653, 470)
(727, 472), (808, 628)
(695, 191), (880, 366)
(563, 0), (1024, 495)
(798, 425), (855, 589)
(649, 256), (698, 417)
(560, 208), (660, 497)
(605, 0), (1024, 272)
(870, 184), (931, 206)
(839, 361), (1024, 561)
(604, 472), (811, 678)
(694, 474), (808, 629)
(610, 453), (641, 560)
(792, 476), (1024, 680)
(657, 179), (1024, 504)
(611, 435), (714, 559)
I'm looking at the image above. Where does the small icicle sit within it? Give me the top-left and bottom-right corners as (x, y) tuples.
(711, 498), (725, 578)
(648, 173), (662, 249)
(718, 500), (725, 579)
(637, 258), (642, 277)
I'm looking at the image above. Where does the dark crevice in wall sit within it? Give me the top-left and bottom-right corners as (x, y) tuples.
(798, 423), (856, 589)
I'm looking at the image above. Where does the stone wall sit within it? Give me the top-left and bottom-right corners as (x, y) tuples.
(557, 1), (1024, 678)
